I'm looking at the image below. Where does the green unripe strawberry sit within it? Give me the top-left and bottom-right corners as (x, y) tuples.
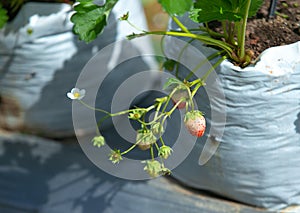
(136, 130), (157, 150)
(171, 89), (189, 109)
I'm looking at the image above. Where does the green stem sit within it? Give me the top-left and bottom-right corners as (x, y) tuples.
(227, 21), (235, 45)
(113, 105), (156, 117)
(150, 145), (155, 160)
(79, 100), (111, 115)
(185, 50), (225, 80)
(201, 56), (227, 82)
(110, 109), (134, 117)
(191, 82), (203, 98)
(154, 102), (162, 120)
(167, 98), (186, 115)
(79, 100), (144, 117)
(154, 142), (160, 151)
(159, 137), (165, 146)
(126, 20), (145, 32)
(198, 26), (224, 38)
(121, 130), (153, 155)
(238, 0), (251, 60)
(128, 31), (234, 56)
(137, 113), (165, 126)
(160, 116), (169, 133)
(96, 114), (111, 135)
(222, 21), (228, 40)
(160, 35), (167, 58)
(121, 143), (138, 155)
(175, 38), (194, 78)
(161, 87), (178, 113)
(185, 86), (194, 110)
(189, 78), (202, 87)
(172, 16), (190, 33)
(165, 31), (233, 53)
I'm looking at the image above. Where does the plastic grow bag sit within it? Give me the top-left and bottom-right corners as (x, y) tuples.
(0, 1), (157, 137)
(165, 17), (300, 211)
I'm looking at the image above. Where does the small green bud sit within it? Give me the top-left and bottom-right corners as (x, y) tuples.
(160, 167), (171, 176)
(158, 145), (173, 159)
(109, 149), (123, 164)
(128, 109), (146, 120)
(151, 122), (164, 135)
(119, 12), (129, 21)
(142, 160), (162, 178)
(92, 135), (105, 148)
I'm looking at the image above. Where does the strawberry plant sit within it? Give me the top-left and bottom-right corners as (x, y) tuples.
(71, 0), (264, 67)
(66, 0), (268, 177)
(0, 0), (272, 177)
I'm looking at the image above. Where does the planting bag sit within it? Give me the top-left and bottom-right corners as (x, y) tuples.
(0, 1), (157, 137)
(166, 17), (300, 211)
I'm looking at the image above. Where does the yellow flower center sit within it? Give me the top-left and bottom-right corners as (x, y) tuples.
(74, 92), (81, 98)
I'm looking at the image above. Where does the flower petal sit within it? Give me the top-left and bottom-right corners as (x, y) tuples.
(78, 89), (86, 99)
(67, 92), (75, 99)
(67, 88), (85, 100)
(71, 88), (80, 94)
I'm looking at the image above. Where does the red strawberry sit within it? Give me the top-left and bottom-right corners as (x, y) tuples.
(171, 89), (189, 109)
(184, 110), (206, 137)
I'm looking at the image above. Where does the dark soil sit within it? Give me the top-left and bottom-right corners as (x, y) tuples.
(245, 0), (300, 59)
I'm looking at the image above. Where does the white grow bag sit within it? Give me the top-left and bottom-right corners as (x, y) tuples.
(166, 17), (300, 211)
(0, 1), (157, 137)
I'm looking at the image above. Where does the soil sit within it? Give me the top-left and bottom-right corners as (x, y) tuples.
(245, 0), (300, 59)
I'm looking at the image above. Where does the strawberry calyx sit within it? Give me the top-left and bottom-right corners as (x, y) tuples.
(184, 110), (204, 122)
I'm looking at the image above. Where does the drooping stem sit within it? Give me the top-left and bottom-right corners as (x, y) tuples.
(79, 100), (111, 115)
(159, 137), (165, 146)
(125, 20), (146, 32)
(154, 102), (162, 120)
(185, 50), (225, 80)
(121, 143), (138, 155)
(150, 145), (155, 160)
(121, 131), (151, 155)
(175, 38), (194, 78)
(201, 56), (226, 82)
(161, 87), (178, 113)
(128, 31), (234, 57)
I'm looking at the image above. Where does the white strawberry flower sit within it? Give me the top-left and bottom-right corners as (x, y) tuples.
(67, 88), (86, 100)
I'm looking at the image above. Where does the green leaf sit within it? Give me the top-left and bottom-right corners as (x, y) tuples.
(158, 0), (193, 16)
(163, 77), (184, 90)
(71, 0), (118, 42)
(163, 58), (177, 71)
(190, 0), (263, 23)
(0, 4), (8, 29)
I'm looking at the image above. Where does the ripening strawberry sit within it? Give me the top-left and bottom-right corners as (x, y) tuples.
(184, 110), (206, 137)
(171, 89), (189, 109)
